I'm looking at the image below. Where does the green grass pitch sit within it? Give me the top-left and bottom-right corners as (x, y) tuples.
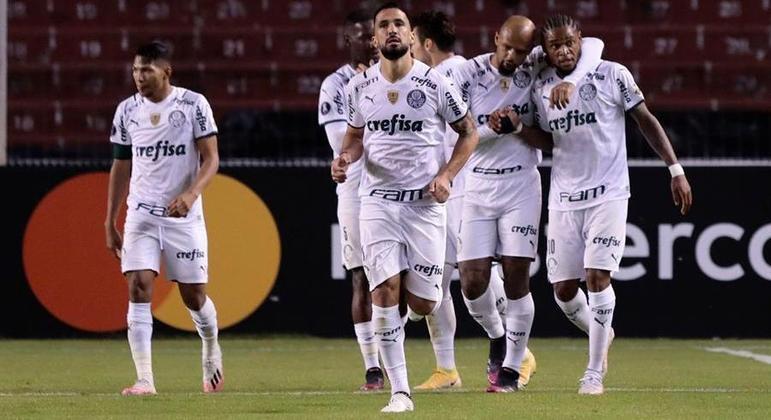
(1, 337), (769, 418)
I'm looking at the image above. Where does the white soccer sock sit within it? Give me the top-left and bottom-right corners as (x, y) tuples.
(426, 263), (457, 370)
(353, 321), (380, 370)
(372, 304), (410, 395)
(490, 265), (507, 329)
(188, 296), (220, 358)
(587, 286), (616, 373)
(127, 302), (154, 385)
(463, 283), (505, 339)
(555, 288), (591, 334)
(502, 293), (535, 372)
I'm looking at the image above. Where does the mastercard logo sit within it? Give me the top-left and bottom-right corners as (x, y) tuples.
(22, 173), (281, 332)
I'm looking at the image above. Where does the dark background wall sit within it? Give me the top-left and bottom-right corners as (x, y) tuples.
(3, 165), (770, 338)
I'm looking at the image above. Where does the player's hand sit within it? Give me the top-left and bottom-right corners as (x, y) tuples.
(502, 108), (523, 132)
(331, 153), (351, 183)
(168, 191), (197, 218)
(105, 224), (123, 260)
(427, 173), (451, 203)
(550, 82), (575, 110)
(487, 108), (505, 133)
(355, 63), (368, 73)
(671, 175), (692, 215)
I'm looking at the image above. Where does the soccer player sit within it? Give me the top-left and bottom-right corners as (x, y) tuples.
(105, 41), (224, 395)
(407, 9), (469, 391)
(318, 8), (385, 392)
(507, 15), (692, 394)
(451, 15), (604, 392)
(331, 3), (478, 412)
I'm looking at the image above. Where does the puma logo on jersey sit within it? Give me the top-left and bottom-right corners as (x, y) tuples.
(548, 110), (597, 133)
(366, 114), (424, 134)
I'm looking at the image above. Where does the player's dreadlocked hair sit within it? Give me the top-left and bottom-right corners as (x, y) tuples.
(540, 14), (581, 46)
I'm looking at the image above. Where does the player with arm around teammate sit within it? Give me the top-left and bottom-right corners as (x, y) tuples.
(451, 15), (604, 392)
(505, 15), (692, 395)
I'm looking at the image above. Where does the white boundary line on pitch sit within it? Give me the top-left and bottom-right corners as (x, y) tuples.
(2, 387), (767, 398)
(704, 347), (771, 365)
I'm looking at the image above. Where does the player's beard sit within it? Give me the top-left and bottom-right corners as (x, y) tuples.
(380, 44), (409, 61)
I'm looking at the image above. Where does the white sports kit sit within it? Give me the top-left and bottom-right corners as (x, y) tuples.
(451, 41), (603, 263)
(110, 87), (218, 283)
(319, 64), (365, 269)
(435, 55), (468, 265)
(346, 60), (468, 301)
(532, 60), (645, 282)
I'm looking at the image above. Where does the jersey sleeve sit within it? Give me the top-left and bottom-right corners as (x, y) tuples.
(109, 100), (131, 145)
(450, 59), (476, 107)
(345, 79), (365, 128)
(437, 73), (469, 125)
(612, 64), (645, 111)
(193, 95), (218, 140)
(563, 37), (605, 85)
(318, 75), (347, 126)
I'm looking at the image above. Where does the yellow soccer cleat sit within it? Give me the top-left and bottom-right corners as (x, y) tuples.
(517, 347), (537, 389)
(414, 368), (462, 390)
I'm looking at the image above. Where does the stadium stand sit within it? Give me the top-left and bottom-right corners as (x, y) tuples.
(6, 0), (771, 160)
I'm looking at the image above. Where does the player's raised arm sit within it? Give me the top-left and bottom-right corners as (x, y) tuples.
(629, 102), (692, 215)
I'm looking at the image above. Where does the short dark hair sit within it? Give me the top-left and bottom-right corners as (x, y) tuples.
(135, 41), (172, 63)
(412, 10), (456, 52)
(344, 8), (371, 26)
(373, 2), (403, 22)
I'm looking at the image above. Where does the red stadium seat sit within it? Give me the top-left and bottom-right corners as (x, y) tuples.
(196, 28), (269, 61)
(702, 26), (770, 62)
(626, 0), (771, 24)
(263, 28), (343, 63)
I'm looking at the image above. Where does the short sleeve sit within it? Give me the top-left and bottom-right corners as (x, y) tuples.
(345, 80), (365, 128)
(437, 74), (468, 124)
(612, 64), (645, 111)
(193, 95), (218, 140)
(318, 76), (347, 126)
(450, 59), (476, 106)
(109, 100), (131, 145)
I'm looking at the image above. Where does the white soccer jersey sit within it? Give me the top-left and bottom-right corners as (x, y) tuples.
(532, 60), (644, 211)
(319, 64), (362, 198)
(434, 54), (467, 198)
(452, 52), (540, 179)
(110, 87), (218, 225)
(346, 59), (468, 205)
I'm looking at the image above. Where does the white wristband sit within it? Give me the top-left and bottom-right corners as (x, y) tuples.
(668, 163), (684, 178)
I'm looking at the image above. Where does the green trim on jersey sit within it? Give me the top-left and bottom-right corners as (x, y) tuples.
(112, 143), (132, 160)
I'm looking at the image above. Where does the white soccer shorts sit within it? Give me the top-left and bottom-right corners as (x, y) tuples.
(359, 199), (446, 302)
(545, 199), (628, 283)
(445, 194), (463, 265)
(121, 219), (209, 284)
(458, 172), (542, 262)
(337, 197), (364, 270)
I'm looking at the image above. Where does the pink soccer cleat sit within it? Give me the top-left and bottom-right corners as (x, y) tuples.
(121, 379), (157, 396)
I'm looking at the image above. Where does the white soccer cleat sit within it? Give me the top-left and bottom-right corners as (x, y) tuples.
(578, 371), (604, 395)
(121, 378), (157, 396)
(602, 327), (615, 378)
(380, 392), (414, 413)
(202, 344), (224, 393)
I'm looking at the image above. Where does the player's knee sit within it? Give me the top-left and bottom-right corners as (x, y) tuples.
(459, 264), (489, 299)
(585, 269), (611, 292)
(178, 286), (206, 311)
(407, 295), (435, 316)
(553, 280), (579, 302)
